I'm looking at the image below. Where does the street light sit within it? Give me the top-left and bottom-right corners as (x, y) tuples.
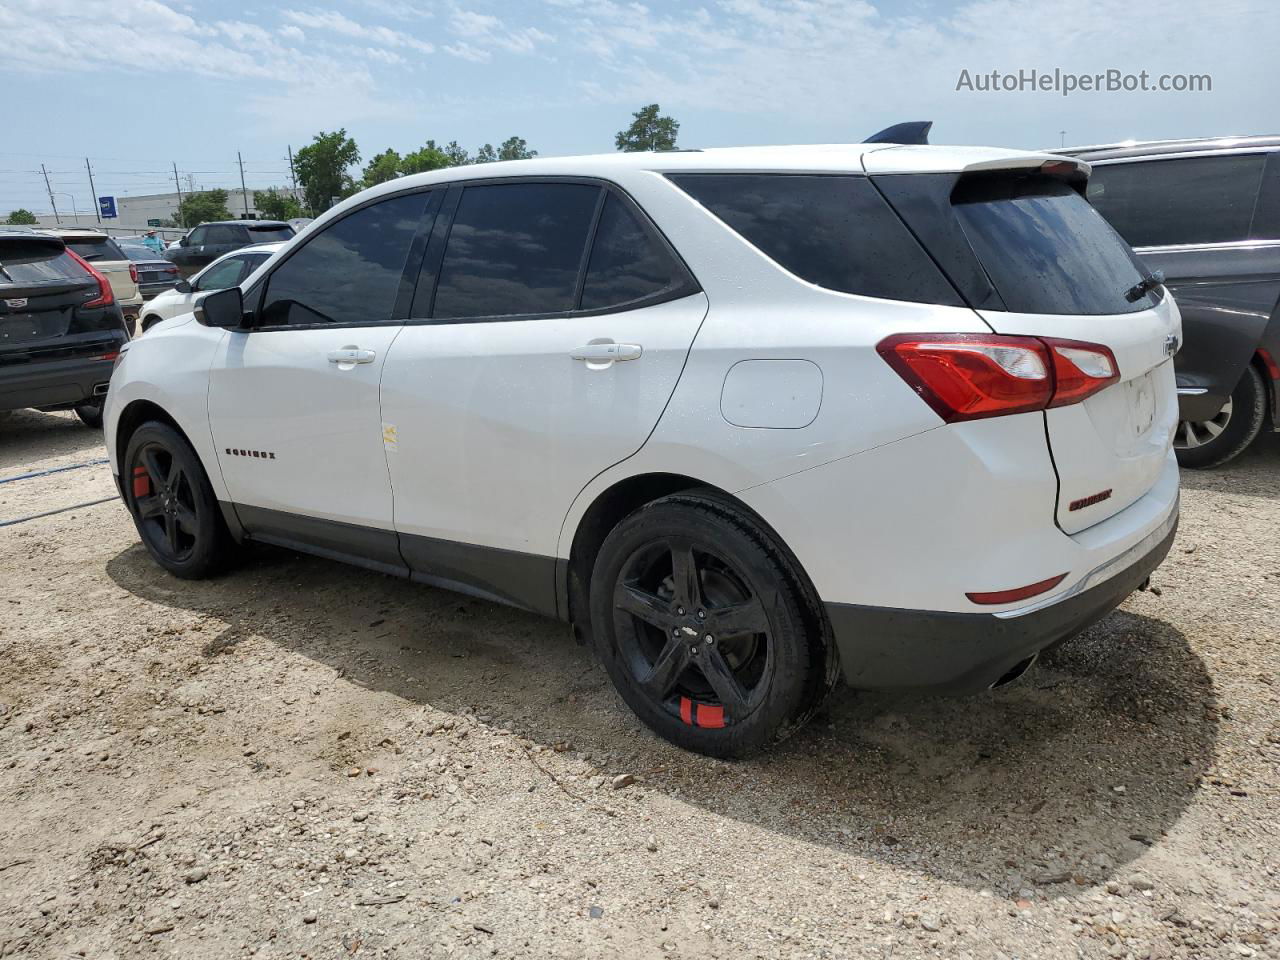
(52, 192), (81, 225)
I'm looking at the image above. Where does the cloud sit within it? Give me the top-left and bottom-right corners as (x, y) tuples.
(444, 7), (553, 58)
(280, 8), (435, 53)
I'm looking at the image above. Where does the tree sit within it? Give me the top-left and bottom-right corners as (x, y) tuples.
(474, 143), (498, 164)
(362, 148), (403, 187)
(176, 189), (232, 228)
(4, 208), (38, 225)
(497, 136), (537, 161)
(442, 141), (470, 166)
(615, 104), (680, 152)
(402, 141), (452, 175)
(254, 189), (303, 221)
(294, 129), (360, 214)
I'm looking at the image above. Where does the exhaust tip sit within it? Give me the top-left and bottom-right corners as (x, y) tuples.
(93, 382), (110, 397)
(990, 653), (1038, 689)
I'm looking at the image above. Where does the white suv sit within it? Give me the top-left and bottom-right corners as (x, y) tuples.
(104, 145), (1181, 756)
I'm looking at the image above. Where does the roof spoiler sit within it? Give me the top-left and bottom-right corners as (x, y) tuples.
(863, 121), (932, 145)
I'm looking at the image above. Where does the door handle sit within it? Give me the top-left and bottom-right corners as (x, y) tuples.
(327, 347), (376, 365)
(570, 342), (643, 363)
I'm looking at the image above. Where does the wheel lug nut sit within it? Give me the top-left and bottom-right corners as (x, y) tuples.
(690, 646), (698, 656)
(676, 606), (685, 616)
(697, 610), (706, 620)
(705, 635), (714, 644)
(671, 628), (681, 637)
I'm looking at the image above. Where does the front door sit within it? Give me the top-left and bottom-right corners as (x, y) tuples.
(207, 190), (432, 572)
(379, 182), (707, 612)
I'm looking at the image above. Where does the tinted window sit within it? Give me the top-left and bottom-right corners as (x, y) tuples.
(196, 256), (249, 291)
(432, 183), (600, 319)
(205, 224), (246, 245)
(119, 243), (158, 262)
(0, 242), (88, 284)
(670, 174), (961, 305)
(260, 192), (427, 326)
(248, 224), (294, 242)
(187, 227), (209, 246)
(581, 194), (689, 310)
(1086, 154), (1266, 247)
(953, 176), (1158, 315)
(65, 237), (127, 262)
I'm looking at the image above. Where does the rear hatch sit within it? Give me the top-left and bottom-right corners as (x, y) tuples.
(62, 235), (140, 301)
(0, 236), (97, 349)
(871, 153), (1179, 533)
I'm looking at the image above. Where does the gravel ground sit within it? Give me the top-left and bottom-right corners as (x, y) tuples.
(1, 407), (1277, 960)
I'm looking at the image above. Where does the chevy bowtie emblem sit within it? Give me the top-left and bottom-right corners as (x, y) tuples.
(4, 298), (28, 309)
(1164, 334), (1180, 357)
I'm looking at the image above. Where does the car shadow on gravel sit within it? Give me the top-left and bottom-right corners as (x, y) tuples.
(106, 541), (1217, 899)
(1177, 430), (1280, 501)
(0, 408), (107, 472)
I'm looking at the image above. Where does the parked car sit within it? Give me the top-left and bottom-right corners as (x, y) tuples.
(164, 220), (294, 279)
(118, 241), (181, 302)
(1, 229), (129, 427)
(105, 145), (1180, 756)
(1058, 135), (1280, 467)
(37, 228), (144, 330)
(139, 243), (283, 333)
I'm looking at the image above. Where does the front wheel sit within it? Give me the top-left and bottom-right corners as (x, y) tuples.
(1175, 364), (1266, 469)
(123, 421), (236, 578)
(589, 494), (825, 758)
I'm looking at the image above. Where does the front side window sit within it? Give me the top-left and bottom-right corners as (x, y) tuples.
(431, 182), (600, 319)
(259, 192), (428, 326)
(670, 173), (962, 306)
(187, 227), (210, 246)
(1086, 154), (1266, 247)
(580, 193), (690, 310)
(196, 256), (249, 291)
(205, 224), (247, 245)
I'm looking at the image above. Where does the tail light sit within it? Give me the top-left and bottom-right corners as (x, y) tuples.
(877, 333), (1119, 422)
(129, 263), (139, 284)
(66, 249), (115, 308)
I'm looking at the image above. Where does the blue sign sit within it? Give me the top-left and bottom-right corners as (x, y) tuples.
(98, 195), (118, 219)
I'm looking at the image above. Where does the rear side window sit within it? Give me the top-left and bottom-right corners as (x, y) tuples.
(65, 237), (126, 262)
(669, 174), (962, 306)
(0, 242), (88, 284)
(248, 224), (294, 242)
(1086, 154), (1266, 247)
(581, 193), (691, 310)
(432, 183), (600, 319)
(259, 192), (427, 326)
(953, 176), (1158, 315)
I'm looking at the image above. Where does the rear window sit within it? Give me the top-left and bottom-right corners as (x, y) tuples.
(1085, 154), (1266, 247)
(119, 243), (157, 262)
(0, 242), (88, 284)
(669, 174), (962, 306)
(64, 237), (127, 262)
(248, 224), (295, 242)
(951, 175), (1160, 315)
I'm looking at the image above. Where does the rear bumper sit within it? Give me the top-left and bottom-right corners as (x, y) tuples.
(0, 352), (119, 412)
(827, 503), (1178, 693)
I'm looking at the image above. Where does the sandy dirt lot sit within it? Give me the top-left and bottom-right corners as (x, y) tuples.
(1, 407), (1277, 959)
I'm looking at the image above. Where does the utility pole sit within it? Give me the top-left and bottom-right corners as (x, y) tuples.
(41, 163), (60, 224)
(288, 144), (307, 214)
(1060, 130), (1067, 148)
(237, 151), (250, 217)
(172, 161), (184, 223)
(85, 158), (101, 223)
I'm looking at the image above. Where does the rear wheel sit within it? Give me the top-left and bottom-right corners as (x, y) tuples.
(1175, 364), (1266, 469)
(590, 494), (823, 758)
(74, 401), (103, 428)
(123, 421), (235, 578)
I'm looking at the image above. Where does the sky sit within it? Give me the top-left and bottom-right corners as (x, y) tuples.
(2, 0), (1277, 217)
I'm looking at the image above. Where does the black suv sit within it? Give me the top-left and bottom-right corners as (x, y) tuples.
(1060, 136), (1280, 467)
(0, 230), (130, 428)
(165, 220), (295, 279)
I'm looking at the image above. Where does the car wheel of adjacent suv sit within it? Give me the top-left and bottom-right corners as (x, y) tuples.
(123, 422), (235, 578)
(141, 314), (161, 333)
(590, 493), (823, 758)
(73, 401), (103, 428)
(1175, 364), (1266, 469)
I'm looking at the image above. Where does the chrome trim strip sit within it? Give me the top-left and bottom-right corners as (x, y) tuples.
(1135, 239), (1280, 254)
(1177, 387), (1209, 395)
(1089, 147), (1278, 165)
(994, 498), (1179, 620)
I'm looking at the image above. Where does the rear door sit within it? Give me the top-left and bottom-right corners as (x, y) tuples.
(946, 174), (1179, 533)
(380, 180), (705, 608)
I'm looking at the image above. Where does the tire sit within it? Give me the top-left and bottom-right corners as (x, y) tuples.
(74, 401), (104, 429)
(589, 493), (825, 758)
(123, 421), (236, 579)
(141, 315), (161, 333)
(1175, 364), (1267, 469)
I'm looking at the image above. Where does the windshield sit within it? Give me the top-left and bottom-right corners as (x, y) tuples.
(247, 225), (294, 242)
(952, 176), (1160, 315)
(119, 243), (159, 262)
(64, 237), (127, 263)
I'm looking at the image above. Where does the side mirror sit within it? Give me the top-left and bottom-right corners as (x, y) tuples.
(194, 286), (245, 329)
(174, 279), (192, 294)
(179, 236), (189, 247)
